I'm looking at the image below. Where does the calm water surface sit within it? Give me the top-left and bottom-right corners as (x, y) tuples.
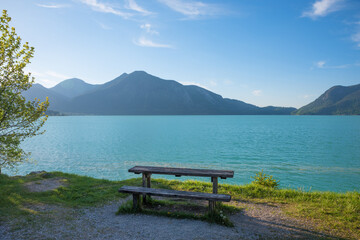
(5, 116), (360, 192)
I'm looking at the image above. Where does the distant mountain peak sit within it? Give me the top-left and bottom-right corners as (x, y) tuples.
(294, 83), (360, 115)
(53, 78), (87, 88)
(126, 71), (155, 80)
(117, 73), (128, 78)
(63, 78), (83, 82)
(50, 77), (97, 99)
(130, 70), (149, 75)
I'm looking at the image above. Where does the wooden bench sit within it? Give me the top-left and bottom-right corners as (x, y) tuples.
(120, 166), (234, 211)
(118, 186), (231, 211)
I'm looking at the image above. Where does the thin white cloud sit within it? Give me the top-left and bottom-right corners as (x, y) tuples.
(331, 64), (350, 69)
(352, 31), (360, 47)
(302, 0), (344, 19)
(97, 21), (112, 30)
(158, 0), (220, 18)
(36, 78), (58, 86)
(134, 36), (173, 48)
(140, 23), (159, 35)
(125, 0), (152, 15)
(314, 60), (359, 69)
(209, 80), (217, 87)
(316, 61), (326, 68)
(252, 90), (262, 96)
(26, 70), (70, 87)
(344, 20), (360, 48)
(223, 80), (233, 86)
(28, 70), (45, 78)
(80, 0), (131, 18)
(36, 3), (70, 8)
(45, 71), (70, 79)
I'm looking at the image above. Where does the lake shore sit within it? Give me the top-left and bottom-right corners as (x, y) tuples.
(0, 171), (359, 239)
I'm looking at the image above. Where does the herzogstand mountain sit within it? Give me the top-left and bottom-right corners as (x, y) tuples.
(23, 71), (296, 115)
(294, 83), (360, 115)
(50, 78), (98, 99)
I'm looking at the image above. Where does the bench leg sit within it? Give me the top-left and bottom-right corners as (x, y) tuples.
(133, 193), (141, 210)
(146, 174), (152, 202)
(209, 201), (215, 212)
(142, 173), (147, 204)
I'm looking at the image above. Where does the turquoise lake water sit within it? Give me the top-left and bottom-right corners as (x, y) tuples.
(4, 116), (360, 192)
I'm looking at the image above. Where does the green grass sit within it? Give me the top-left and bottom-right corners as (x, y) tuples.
(159, 179), (360, 239)
(0, 172), (144, 219)
(1, 172), (359, 239)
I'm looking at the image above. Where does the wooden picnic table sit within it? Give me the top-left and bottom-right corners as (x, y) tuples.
(128, 165), (234, 208)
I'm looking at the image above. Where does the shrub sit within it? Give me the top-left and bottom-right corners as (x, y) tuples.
(251, 170), (279, 188)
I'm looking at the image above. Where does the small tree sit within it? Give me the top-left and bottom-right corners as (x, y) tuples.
(0, 10), (49, 173)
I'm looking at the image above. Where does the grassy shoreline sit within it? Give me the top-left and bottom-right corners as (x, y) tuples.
(0, 171), (359, 239)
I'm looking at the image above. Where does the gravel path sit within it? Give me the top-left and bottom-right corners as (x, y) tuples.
(24, 177), (67, 192)
(0, 197), (338, 240)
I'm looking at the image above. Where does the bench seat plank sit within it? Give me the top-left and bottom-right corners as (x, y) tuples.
(119, 186), (231, 202)
(128, 166), (234, 178)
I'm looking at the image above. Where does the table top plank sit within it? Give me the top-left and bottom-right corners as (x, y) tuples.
(118, 186), (231, 202)
(128, 166), (234, 178)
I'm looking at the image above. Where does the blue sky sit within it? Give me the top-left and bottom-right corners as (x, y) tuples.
(1, 0), (360, 108)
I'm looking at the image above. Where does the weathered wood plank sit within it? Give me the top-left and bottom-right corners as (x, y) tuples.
(128, 166), (234, 178)
(119, 186), (231, 202)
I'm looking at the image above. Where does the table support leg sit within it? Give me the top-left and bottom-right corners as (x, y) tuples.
(146, 173), (151, 188)
(142, 173), (152, 204)
(212, 177), (218, 194)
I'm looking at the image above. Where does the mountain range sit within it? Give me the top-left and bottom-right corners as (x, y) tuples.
(294, 83), (360, 115)
(23, 71), (296, 115)
(23, 71), (360, 115)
